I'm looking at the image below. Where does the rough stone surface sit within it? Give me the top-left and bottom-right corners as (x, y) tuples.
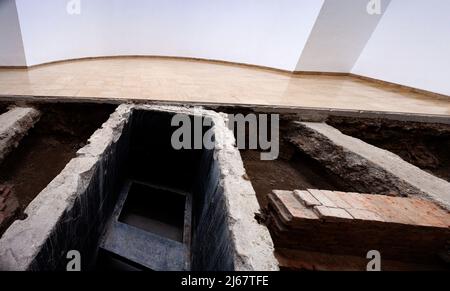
(0, 185), (21, 236)
(0, 107), (41, 164)
(200, 111), (279, 271)
(289, 122), (450, 211)
(327, 116), (450, 182)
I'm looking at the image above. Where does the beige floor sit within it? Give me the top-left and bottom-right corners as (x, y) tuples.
(0, 57), (449, 115)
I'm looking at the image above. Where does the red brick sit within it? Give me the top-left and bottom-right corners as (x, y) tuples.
(313, 205), (353, 221)
(272, 190), (317, 221)
(266, 189), (450, 266)
(345, 208), (384, 222)
(293, 190), (321, 207)
(321, 190), (352, 209)
(307, 189), (337, 207)
(334, 191), (368, 210)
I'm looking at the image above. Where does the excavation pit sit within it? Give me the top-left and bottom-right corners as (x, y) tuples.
(2, 102), (448, 272)
(0, 104), (277, 271)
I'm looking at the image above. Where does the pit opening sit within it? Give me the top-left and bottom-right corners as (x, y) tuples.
(94, 109), (239, 271)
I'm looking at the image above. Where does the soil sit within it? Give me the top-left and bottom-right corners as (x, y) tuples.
(221, 112), (352, 208)
(327, 117), (450, 182)
(0, 103), (116, 209)
(240, 142), (350, 208)
(0, 103), (10, 114)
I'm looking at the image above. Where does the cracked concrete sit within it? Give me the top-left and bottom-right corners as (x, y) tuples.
(0, 107), (41, 164)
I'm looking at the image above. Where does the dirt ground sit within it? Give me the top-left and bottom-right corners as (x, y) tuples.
(0, 103), (9, 114)
(240, 146), (349, 208)
(328, 117), (450, 182)
(0, 103), (116, 209)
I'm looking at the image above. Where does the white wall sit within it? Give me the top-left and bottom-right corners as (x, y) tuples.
(352, 0), (450, 96)
(295, 0), (390, 72)
(0, 0), (26, 66)
(13, 0), (324, 70)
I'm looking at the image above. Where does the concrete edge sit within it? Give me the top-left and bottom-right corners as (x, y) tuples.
(212, 113), (279, 271)
(0, 107), (41, 164)
(1, 95), (449, 124)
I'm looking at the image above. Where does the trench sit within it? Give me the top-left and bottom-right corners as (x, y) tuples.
(88, 109), (273, 271)
(95, 110), (230, 271)
(236, 118), (354, 208)
(0, 103), (116, 231)
(241, 146), (351, 208)
(327, 117), (450, 182)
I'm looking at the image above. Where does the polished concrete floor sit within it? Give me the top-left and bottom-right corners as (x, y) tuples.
(0, 57), (449, 115)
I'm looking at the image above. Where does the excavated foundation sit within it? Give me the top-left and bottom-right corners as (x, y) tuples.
(0, 104), (277, 271)
(0, 101), (448, 271)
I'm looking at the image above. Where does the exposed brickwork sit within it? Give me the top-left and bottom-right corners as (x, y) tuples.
(0, 185), (21, 236)
(267, 189), (450, 268)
